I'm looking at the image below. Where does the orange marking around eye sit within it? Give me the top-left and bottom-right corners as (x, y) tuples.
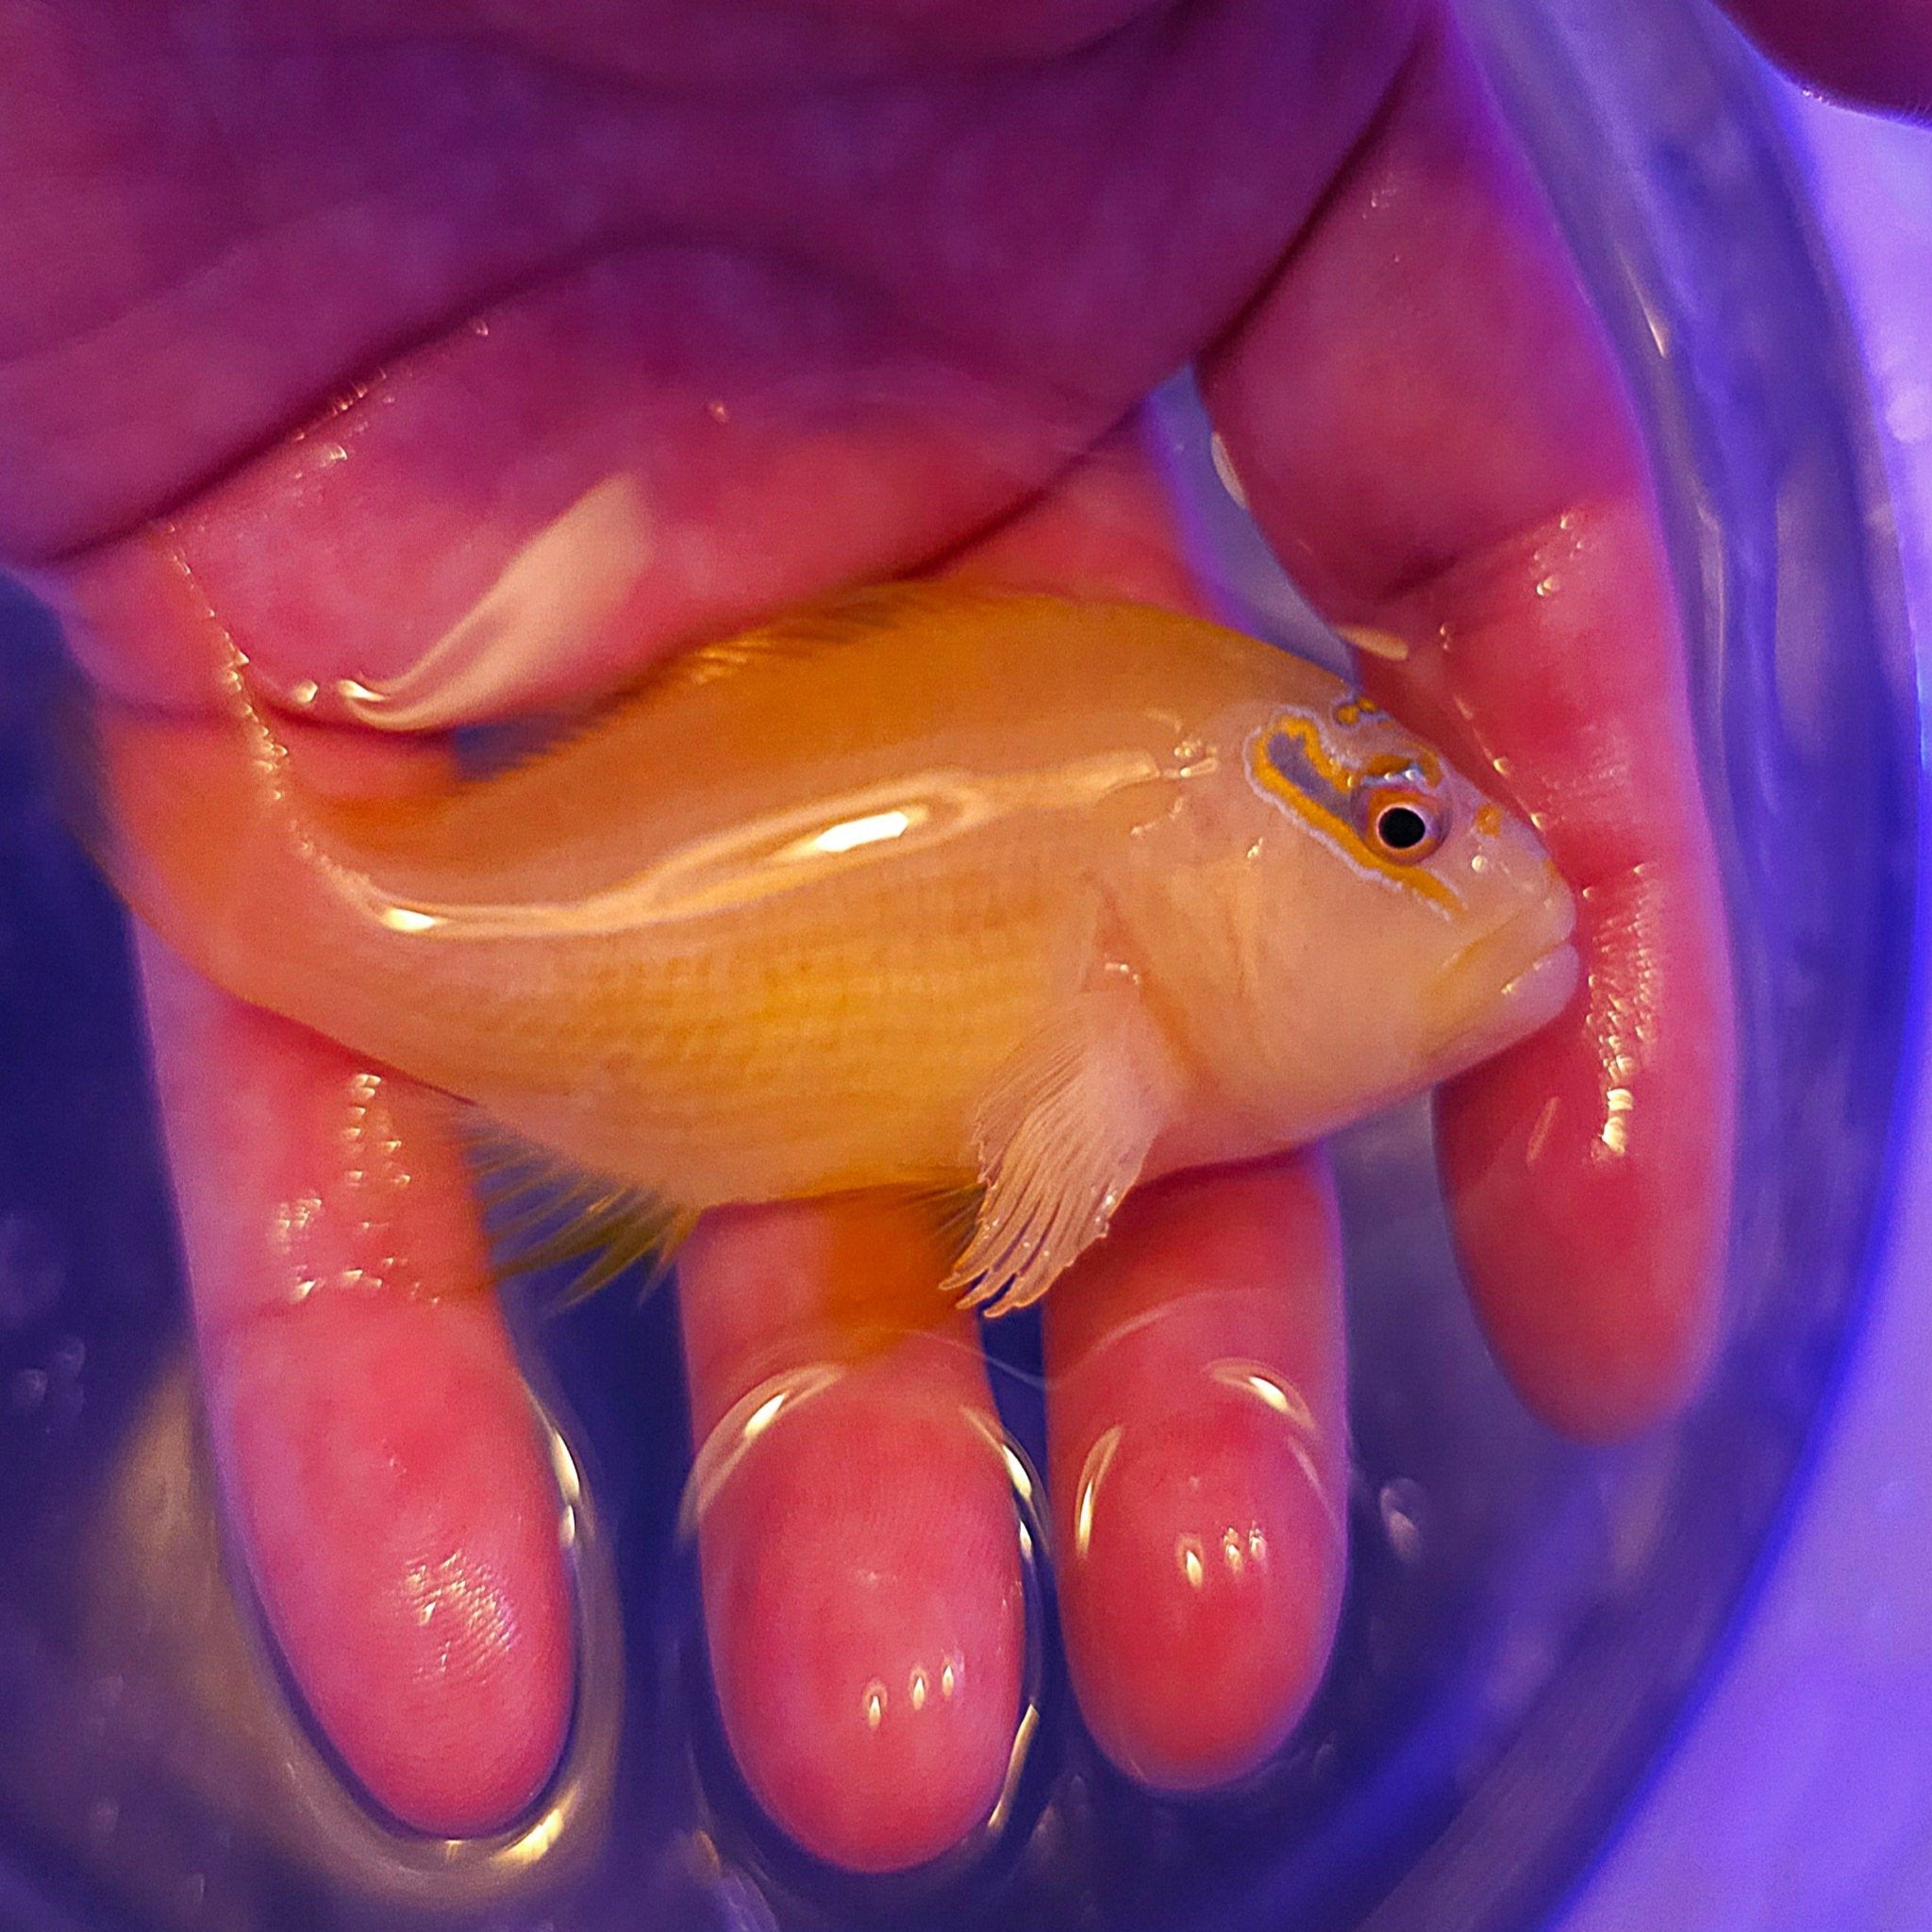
(1475, 804), (1503, 837)
(1249, 722), (1458, 911)
(1266, 713), (1363, 795)
(1362, 748), (1442, 787)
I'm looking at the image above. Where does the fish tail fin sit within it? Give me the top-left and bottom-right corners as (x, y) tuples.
(57, 644), (314, 997)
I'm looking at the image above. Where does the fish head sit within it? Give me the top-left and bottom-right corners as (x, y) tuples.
(1163, 688), (1577, 1138)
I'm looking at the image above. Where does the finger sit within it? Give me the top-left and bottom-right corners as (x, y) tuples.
(943, 407), (1208, 608)
(958, 422), (1349, 1786)
(43, 245), (1085, 724)
(676, 1195), (1026, 1873)
(137, 934), (575, 1837)
(1043, 1158), (1347, 1790)
(1720, 0), (1932, 114)
(1203, 8), (1733, 1440)
(22, 0), (1410, 720)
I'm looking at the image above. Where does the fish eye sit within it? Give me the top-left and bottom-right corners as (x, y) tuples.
(1363, 789), (1446, 863)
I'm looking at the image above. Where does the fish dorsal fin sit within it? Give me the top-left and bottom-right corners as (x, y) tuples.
(944, 984), (1182, 1318)
(443, 581), (1025, 786)
(639, 581), (1021, 698)
(459, 1113), (695, 1305)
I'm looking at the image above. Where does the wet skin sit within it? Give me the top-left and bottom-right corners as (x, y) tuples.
(7, 0), (1902, 1873)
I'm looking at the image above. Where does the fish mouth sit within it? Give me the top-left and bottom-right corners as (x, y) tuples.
(1424, 892), (1581, 1071)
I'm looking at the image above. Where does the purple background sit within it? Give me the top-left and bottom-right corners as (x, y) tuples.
(1560, 82), (1932, 1932)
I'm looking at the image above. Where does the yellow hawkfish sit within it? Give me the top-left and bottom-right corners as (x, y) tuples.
(84, 584), (1576, 1313)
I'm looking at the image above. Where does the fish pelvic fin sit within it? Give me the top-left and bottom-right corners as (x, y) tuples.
(945, 984), (1182, 1319)
(460, 1113), (695, 1307)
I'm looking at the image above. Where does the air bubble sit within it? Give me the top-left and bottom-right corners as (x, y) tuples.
(1378, 1477), (1427, 1565)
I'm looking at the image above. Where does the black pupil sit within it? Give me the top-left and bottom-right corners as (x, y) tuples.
(1377, 804), (1430, 852)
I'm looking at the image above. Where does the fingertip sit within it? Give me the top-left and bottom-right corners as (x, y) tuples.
(1057, 1389), (1342, 1790)
(696, 1376), (1025, 1871)
(1044, 1162), (1348, 1791)
(1439, 1051), (1728, 1443)
(216, 1296), (576, 1838)
(1436, 858), (1733, 1444)
(678, 1199), (1026, 1874)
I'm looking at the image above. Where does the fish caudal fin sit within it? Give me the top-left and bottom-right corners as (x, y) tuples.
(59, 647), (319, 1004)
(461, 1114), (695, 1306)
(945, 986), (1181, 1318)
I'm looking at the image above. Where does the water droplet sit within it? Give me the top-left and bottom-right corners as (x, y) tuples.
(862, 1680), (887, 1730)
(1177, 1535), (1206, 1590)
(1378, 1477), (1426, 1564)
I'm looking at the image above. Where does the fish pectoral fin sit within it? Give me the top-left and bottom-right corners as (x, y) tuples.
(944, 986), (1181, 1319)
(459, 1113), (695, 1306)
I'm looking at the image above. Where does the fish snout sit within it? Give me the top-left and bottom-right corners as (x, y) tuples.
(1424, 878), (1580, 1071)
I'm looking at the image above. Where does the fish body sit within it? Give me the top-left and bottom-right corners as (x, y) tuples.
(88, 585), (1576, 1311)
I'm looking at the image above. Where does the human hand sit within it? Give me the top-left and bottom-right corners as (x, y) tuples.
(1721, 0), (1932, 116)
(6, 0), (1737, 1872)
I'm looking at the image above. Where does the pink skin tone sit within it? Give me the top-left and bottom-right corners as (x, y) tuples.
(7, 0), (1909, 1874)
(676, 1197), (1029, 1872)
(137, 940), (575, 1840)
(1045, 1162), (1348, 1791)
(1723, 0), (1932, 116)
